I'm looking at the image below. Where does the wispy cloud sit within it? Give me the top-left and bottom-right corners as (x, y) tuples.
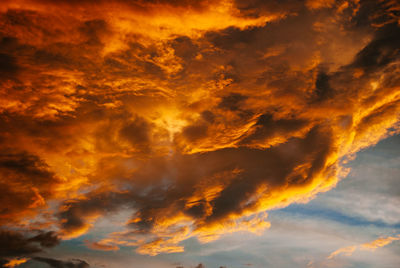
(327, 234), (400, 259)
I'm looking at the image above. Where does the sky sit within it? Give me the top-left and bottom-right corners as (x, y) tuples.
(0, 0), (399, 267)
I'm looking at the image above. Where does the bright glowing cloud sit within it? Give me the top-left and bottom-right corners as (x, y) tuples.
(0, 0), (399, 266)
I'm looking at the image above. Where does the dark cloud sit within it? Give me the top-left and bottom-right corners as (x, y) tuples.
(239, 113), (309, 146)
(33, 49), (72, 69)
(218, 93), (247, 111)
(313, 70), (334, 101)
(181, 123), (208, 142)
(79, 19), (108, 46)
(57, 190), (136, 238)
(170, 36), (198, 60)
(0, 150), (61, 224)
(0, 151), (56, 183)
(119, 116), (152, 149)
(350, 0), (400, 28)
(0, 229), (60, 262)
(0, 53), (18, 79)
(33, 257), (90, 268)
(58, 124), (334, 244)
(351, 22), (400, 73)
(200, 111), (215, 123)
(175, 264), (207, 268)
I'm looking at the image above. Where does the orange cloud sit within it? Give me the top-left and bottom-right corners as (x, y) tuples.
(327, 234), (400, 260)
(0, 0), (399, 258)
(85, 240), (120, 251)
(4, 258), (29, 267)
(306, 0), (335, 10)
(360, 235), (400, 251)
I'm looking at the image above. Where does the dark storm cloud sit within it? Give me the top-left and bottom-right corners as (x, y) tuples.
(0, 53), (18, 79)
(351, 23), (400, 73)
(239, 113), (309, 146)
(0, 151), (56, 182)
(0, 229), (60, 261)
(0, 150), (61, 224)
(57, 191), (136, 238)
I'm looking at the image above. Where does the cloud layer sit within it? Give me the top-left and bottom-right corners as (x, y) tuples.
(0, 0), (399, 258)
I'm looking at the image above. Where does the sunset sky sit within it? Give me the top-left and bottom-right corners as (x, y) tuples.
(0, 0), (399, 267)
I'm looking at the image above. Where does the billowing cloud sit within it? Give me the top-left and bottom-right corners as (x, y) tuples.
(0, 151), (61, 225)
(0, 229), (60, 266)
(0, 0), (399, 259)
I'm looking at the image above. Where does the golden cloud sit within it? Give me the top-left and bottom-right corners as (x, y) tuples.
(360, 235), (400, 251)
(327, 234), (400, 260)
(0, 0), (399, 257)
(4, 258), (29, 268)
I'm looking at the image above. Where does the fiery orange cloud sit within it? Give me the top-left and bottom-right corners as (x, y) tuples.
(4, 258), (29, 267)
(0, 0), (399, 258)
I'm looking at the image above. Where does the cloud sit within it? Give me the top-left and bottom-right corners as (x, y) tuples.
(0, 229), (60, 258)
(0, 53), (18, 79)
(33, 257), (90, 268)
(84, 240), (120, 251)
(0, 229), (60, 266)
(327, 234), (400, 260)
(175, 264), (206, 268)
(360, 234), (400, 251)
(0, 150), (61, 225)
(3, 258), (29, 267)
(0, 0), (399, 258)
(305, 0), (335, 10)
(327, 245), (357, 259)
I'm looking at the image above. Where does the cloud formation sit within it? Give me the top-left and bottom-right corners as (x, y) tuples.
(32, 257), (90, 268)
(0, 229), (60, 267)
(327, 234), (400, 260)
(360, 234), (400, 251)
(0, 0), (399, 258)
